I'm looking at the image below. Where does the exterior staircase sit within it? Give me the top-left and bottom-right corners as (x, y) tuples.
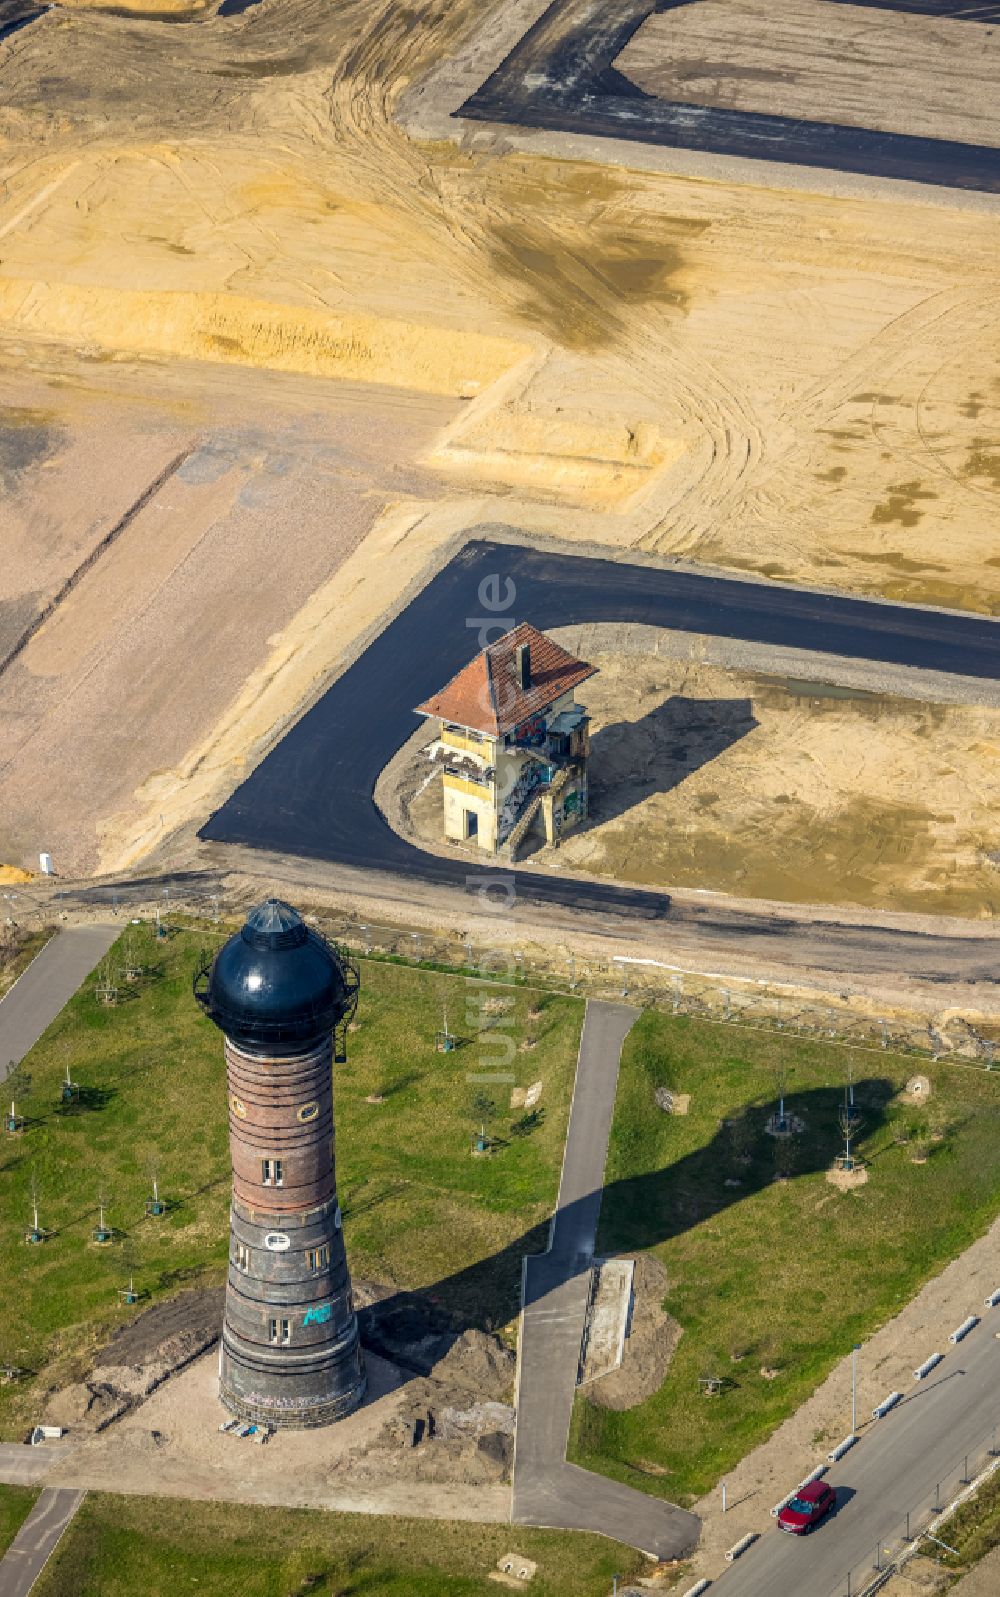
(504, 766), (573, 859)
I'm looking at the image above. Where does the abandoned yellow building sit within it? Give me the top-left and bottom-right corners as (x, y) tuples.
(415, 623), (596, 856)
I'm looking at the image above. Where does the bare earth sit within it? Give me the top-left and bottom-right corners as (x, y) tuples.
(0, 0), (998, 881)
(44, 1344), (510, 1523)
(389, 631), (1000, 919)
(619, 0), (1000, 146)
(0, 356), (454, 877)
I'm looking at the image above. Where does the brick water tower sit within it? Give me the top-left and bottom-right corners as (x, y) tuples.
(194, 898), (366, 1427)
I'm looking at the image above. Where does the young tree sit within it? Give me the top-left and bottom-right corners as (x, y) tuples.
(838, 1098), (864, 1170)
(471, 1091), (496, 1152)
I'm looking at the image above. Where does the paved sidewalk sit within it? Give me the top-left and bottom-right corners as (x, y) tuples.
(512, 999), (700, 1558)
(0, 1448), (74, 1488)
(0, 924), (118, 1084)
(0, 1489), (84, 1597)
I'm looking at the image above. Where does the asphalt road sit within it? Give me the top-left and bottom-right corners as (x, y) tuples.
(0, 1489), (84, 1597)
(0, 925), (119, 1085)
(715, 1318), (1000, 1597)
(201, 538), (1000, 927)
(512, 1000), (701, 1557)
(458, 0), (1000, 193)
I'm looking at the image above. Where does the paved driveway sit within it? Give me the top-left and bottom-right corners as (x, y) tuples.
(0, 1489), (84, 1597)
(512, 1000), (700, 1559)
(1, 923), (118, 1084)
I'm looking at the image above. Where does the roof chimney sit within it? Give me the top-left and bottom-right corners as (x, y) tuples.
(516, 641), (531, 690)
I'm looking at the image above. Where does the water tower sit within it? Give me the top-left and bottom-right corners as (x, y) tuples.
(194, 898), (366, 1427)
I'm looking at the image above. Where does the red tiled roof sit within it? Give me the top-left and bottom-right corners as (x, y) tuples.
(415, 623), (596, 737)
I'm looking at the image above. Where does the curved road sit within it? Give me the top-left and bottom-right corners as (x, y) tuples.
(200, 537), (1000, 927)
(192, 536), (1000, 992)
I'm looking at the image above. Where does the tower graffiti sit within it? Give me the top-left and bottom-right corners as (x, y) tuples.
(194, 898), (366, 1427)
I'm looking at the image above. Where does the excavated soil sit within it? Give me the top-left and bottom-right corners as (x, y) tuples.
(0, 0), (998, 881)
(584, 1253), (681, 1413)
(43, 1283), (516, 1518)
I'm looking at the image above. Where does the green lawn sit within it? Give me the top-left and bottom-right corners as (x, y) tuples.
(569, 1009), (1000, 1504)
(1, 922), (583, 1437)
(935, 1465), (1000, 1583)
(0, 1484), (37, 1558)
(31, 1493), (641, 1597)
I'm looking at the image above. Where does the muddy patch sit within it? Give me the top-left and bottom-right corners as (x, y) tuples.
(0, 406), (61, 486)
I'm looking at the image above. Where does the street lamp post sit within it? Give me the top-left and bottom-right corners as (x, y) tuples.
(852, 1344), (861, 1433)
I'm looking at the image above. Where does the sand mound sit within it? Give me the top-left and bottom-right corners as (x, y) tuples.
(585, 1254), (680, 1411)
(826, 1164), (869, 1190)
(0, 279), (530, 399)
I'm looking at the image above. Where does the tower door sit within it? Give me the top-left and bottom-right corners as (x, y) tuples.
(464, 809), (479, 839)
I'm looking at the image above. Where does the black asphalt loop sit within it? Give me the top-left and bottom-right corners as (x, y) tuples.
(200, 538), (1000, 916)
(458, 0), (1000, 194)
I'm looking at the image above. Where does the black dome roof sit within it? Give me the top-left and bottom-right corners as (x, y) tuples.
(195, 898), (358, 1049)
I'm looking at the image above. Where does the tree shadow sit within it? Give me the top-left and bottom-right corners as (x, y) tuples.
(57, 1085), (118, 1115)
(378, 1071), (424, 1099)
(360, 1079), (895, 1348)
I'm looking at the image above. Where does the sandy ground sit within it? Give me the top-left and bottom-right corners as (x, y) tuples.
(682, 1212), (1000, 1583)
(386, 628), (1000, 919)
(0, 354), (455, 877)
(619, 0), (1000, 146)
(0, 0), (998, 882)
(44, 1342), (510, 1522)
(2, 2), (1000, 577)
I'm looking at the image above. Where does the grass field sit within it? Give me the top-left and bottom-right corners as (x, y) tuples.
(0, 925), (54, 1000)
(1, 921), (583, 1437)
(937, 1465), (1000, 1582)
(0, 1484), (37, 1558)
(31, 1493), (642, 1597)
(569, 1010), (1000, 1504)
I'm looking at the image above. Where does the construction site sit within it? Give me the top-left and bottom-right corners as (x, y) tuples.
(2, 0), (1000, 1593)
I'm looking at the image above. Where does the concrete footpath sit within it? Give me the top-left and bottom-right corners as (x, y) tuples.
(0, 1489), (84, 1597)
(511, 999), (700, 1559)
(0, 924), (119, 1083)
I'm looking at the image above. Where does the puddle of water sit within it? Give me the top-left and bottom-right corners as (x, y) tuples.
(870, 479), (937, 528)
(0, 5), (46, 42)
(217, 0), (261, 15)
(0, 405), (60, 486)
(761, 677), (883, 702)
(92, 5), (203, 19)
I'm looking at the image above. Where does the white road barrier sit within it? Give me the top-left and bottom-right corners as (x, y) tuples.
(725, 1533), (758, 1563)
(985, 1289), (1000, 1309)
(950, 1315), (979, 1344)
(872, 1391), (902, 1419)
(913, 1352), (944, 1380)
(681, 1582), (712, 1597)
(827, 1434), (857, 1462)
(770, 1464), (828, 1516)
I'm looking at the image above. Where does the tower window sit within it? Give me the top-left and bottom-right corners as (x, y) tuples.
(269, 1318), (291, 1345)
(262, 1158), (284, 1187)
(235, 1241), (251, 1272)
(307, 1245), (330, 1271)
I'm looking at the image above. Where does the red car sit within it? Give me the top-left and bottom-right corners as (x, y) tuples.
(777, 1480), (836, 1534)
